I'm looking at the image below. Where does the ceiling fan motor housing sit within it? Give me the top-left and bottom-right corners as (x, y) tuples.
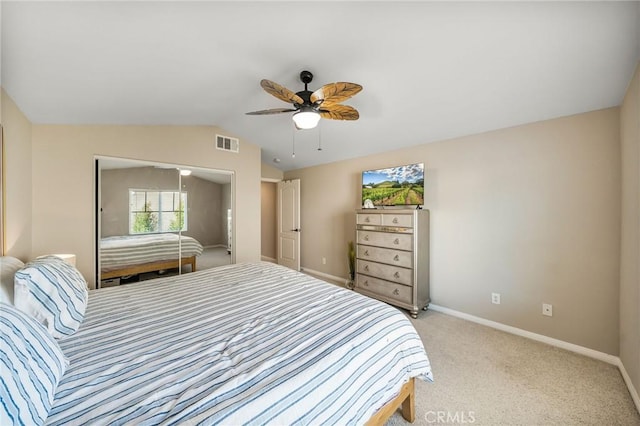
(295, 90), (314, 108)
(300, 70), (313, 84)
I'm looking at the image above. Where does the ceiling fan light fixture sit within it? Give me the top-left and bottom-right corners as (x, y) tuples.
(292, 110), (321, 130)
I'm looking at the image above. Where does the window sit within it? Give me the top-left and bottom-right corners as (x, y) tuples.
(129, 190), (187, 234)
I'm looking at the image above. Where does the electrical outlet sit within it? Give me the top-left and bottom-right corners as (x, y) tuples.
(491, 293), (501, 304)
(322, 257), (326, 265)
(543, 303), (553, 317)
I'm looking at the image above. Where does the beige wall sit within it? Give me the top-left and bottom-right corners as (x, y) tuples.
(260, 162), (282, 261)
(1, 89), (32, 260)
(31, 125), (261, 288)
(184, 175), (226, 247)
(286, 108), (622, 354)
(261, 182), (277, 260)
(619, 62), (640, 394)
(262, 162), (284, 181)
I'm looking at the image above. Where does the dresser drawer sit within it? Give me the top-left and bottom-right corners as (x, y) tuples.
(357, 230), (413, 251)
(356, 274), (412, 305)
(382, 214), (413, 227)
(356, 244), (413, 268)
(356, 213), (381, 226)
(356, 260), (413, 286)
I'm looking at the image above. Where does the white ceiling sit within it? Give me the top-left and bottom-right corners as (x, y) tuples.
(2, 1), (639, 172)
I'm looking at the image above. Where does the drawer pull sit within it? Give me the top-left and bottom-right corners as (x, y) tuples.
(393, 289), (400, 295)
(394, 272), (400, 279)
(363, 280), (369, 287)
(364, 235), (369, 241)
(364, 265), (369, 272)
(364, 217), (370, 223)
(393, 238), (399, 245)
(364, 250), (369, 256)
(392, 217), (398, 224)
(394, 255), (400, 261)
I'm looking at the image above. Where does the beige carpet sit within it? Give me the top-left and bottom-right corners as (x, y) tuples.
(197, 246), (232, 270)
(386, 310), (640, 426)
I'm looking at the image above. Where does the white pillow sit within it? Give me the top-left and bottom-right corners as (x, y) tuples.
(14, 255), (88, 338)
(0, 302), (68, 425)
(0, 256), (25, 305)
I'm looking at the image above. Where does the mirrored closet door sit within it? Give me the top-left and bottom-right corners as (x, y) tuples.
(95, 157), (234, 288)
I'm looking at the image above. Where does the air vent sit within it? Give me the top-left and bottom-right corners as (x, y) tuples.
(216, 135), (239, 153)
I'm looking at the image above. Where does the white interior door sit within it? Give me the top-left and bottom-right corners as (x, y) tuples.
(277, 179), (300, 271)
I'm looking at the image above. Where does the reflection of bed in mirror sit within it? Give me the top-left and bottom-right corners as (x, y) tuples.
(100, 234), (204, 279)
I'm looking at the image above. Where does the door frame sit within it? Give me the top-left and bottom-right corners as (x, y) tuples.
(277, 179), (301, 271)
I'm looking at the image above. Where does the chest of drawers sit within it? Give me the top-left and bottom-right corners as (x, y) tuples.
(355, 209), (430, 318)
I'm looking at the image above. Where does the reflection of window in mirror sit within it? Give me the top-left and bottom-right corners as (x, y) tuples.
(129, 189), (188, 234)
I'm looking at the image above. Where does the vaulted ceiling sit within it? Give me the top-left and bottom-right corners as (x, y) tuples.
(2, 1), (639, 171)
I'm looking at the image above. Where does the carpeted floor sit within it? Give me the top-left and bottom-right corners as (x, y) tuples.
(387, 310), (640, 426)
(133, 247), (230, 282)
(196, 246), (232, 270)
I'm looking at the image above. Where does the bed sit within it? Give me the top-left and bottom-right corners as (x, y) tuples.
(100, 233), (204, 280)
(2, 259), (432, 424)
(41, 261), (432, 425)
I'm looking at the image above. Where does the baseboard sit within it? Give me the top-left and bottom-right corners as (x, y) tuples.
(204, 244), (227, 249)
(429, 304), (640, 414)
(617, 357), (640, 414)
(261, 255), (277, 263)
(428, 304), (619, 364)
(300, 267), (348, 286)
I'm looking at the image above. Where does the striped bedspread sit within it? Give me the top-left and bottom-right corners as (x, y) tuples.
(48, 262), (432, 425)
(100, 234), (204, 271)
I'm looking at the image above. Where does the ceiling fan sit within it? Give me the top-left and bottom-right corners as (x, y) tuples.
(246, 70), (362, 130)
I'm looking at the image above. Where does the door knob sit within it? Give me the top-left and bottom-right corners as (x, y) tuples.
(291, 228), (300, 232)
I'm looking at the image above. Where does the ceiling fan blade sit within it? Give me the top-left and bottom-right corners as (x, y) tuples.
(246, 107), (297, 115)
(260, 79), (304, 105)
(310, 82), (363, 105)
(319, 104), (360, 121)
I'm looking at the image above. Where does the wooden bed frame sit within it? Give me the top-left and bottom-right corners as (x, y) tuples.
(367, 378), (416, 425)
(101, 256), (197, 280)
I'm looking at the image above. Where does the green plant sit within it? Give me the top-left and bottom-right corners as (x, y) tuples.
(347, 241), (356, 281)
(169, 200), (185, 231)
(132, 202), (158, 233)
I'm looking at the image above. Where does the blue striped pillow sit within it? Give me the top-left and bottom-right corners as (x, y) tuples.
(0, 302), (68, 425)
(14, 256), (88, 339)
